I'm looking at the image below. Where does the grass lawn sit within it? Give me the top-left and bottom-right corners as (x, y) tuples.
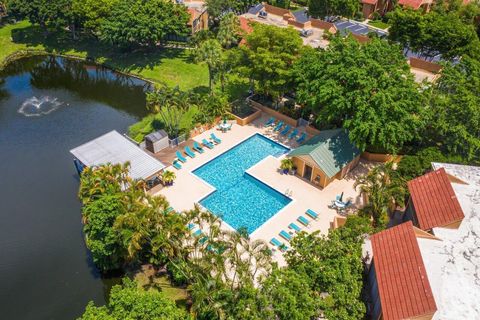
(0, 20), (208, 90)
(367, 20), (390, 30)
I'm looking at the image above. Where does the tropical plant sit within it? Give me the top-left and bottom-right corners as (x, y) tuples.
(147, 85), (196, 139)
(78, 278), (189, 320)
(161, 170), (176, 186)
(353, 162), (407, 228)
(195, 39), (224, 92)
(280, 158), (294, 173)
(217, 12), (241, 49)
(308, 0), (359, 19)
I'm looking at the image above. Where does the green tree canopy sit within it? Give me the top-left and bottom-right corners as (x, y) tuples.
(194, 39), (223, 92)
(424, 56), (480, 161)
(99, 0), (189, 49)
(308, 0), (359, 19)
(294, 37), (423, 152)
(72, 0), (119, 34)
(78, 278), (188, 320)
(239, 24), (302, 102)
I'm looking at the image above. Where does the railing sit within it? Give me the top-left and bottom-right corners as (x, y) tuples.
(169, 134), (186, 147)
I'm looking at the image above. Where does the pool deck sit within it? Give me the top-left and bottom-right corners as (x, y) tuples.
(154, 116), (368, 265)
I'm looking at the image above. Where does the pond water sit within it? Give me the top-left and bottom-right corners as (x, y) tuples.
(0, 56), (150, 320)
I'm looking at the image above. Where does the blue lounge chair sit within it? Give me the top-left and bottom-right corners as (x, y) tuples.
(265, 117), (275, 126)
(297, 216), (310, 226)
(202, 139), (214, 149)
(199, 236), (208, 245)
(172, 160), (182, 170)
(306, 209), (319, 220)
(288, 128), (299, 139)
(270, 237), (288, 251)
(288, 223), (301, 233)
(188, 223), (195, 230)
(193, 141), (204, 154)
(192, 229), (202, 237)
(184, 146), (195, 158)
(210, 133), (221, 144)
(273, 121), (284, 132)
(166, 207), (174, 213)
(280, 125), (291, 136)
(296, 132), (307, 144)
(175, 151), (187, 163)
(279, 230), (292, 241)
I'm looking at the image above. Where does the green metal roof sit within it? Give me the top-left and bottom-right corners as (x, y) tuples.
(289, 129), (361, 178)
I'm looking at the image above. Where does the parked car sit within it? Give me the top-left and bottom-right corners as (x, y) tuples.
(300, 29), (313, 37)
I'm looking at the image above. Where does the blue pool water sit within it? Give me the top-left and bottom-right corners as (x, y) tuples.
(193, 134), (291, 234)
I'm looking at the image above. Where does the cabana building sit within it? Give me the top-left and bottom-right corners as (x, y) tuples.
(288, 129), (361, 188)
(70, 130), (166, 185)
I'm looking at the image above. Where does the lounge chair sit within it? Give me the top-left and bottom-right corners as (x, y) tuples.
(172, 160), (182, 170)
(193, 141), (204, 154)
(166, 207), (174, 214)
(184, 146), (195, 158)
(265, 117), (275, 126)
(273, 121), (284, 132)
(297, 216), (310, 226)
(296, 132), (307, 144)
(210, 133), (221, 144)
(202, 138), (214, 149)
(279, 230), (292, 241)
(306, 209), (319, 220)
(280, 125), (291, 136)
(288, 128), (299, 139)
(199, 236), (208, 245)
(288, 222), (301, 233)
(270, 237), (288, 251)
(175, 151), (187, 163)
(187, 223), (195, 230)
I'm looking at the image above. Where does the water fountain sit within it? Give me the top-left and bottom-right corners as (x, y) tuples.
(17, 96), (65, 117)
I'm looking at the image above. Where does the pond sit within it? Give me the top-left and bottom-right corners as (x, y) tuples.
(0, 55), (150, 320)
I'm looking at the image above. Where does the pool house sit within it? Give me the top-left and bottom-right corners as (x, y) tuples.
(288, 129), (361, 188)
(70, 130), (167, 187)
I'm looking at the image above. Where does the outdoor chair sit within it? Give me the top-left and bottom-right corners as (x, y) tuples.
(184, 146), (196, 158)
(288, 128), (299, 139)
(202, 139), (214, 149)
(288, 222), (301, 233)
(270, 237), (288, 251)
(305, 209), (319, 220)
(296, 132), (307, 144)
(172, 160), (182, 170)
(297, 216), (310, 226)
(265, 117), (275, 126)
(210, 133), (222, 144)
(273, 121), (284, 132)
(193, 141), (204, 154)
(175, 151), (187, 163)
(279, 230), (292, 241)
(280, 125), (291, 136)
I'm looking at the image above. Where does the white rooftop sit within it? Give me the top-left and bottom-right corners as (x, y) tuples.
(417, 163), (480, 319)
(70, 130), (166, 181)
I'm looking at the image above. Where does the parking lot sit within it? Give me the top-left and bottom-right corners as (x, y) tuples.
(334, 20), (388, 38)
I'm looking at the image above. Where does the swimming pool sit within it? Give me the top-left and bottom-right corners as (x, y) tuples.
(193, 134), (291, 234)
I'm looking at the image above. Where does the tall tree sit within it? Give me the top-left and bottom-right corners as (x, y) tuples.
(79, 278), (188, 320)
(72, 0), (119, 35)
(239, 24), (302, 103)
(195, 39), (223, 92)
(424, 56), (480, 161)
(217, 12), (241, 49)
(354, 162), (407, 228)
(294, 37), (423, 152)
(99, 0), (189, 49)
(308, 0), (359, 19)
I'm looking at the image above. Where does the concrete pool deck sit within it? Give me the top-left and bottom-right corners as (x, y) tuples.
(154, 116), (368, 265)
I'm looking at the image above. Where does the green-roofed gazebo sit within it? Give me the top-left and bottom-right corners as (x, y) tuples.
(288, 129), (361, 188)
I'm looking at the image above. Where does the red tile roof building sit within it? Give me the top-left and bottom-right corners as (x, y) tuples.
(407, 168), (465, 231)
(398, 0), (433, 10)
(369, 221), (437, 320)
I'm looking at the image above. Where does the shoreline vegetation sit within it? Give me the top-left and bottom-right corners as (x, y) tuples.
(0, 20), (209, 90)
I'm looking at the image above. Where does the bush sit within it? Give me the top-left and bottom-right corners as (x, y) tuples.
(371, 12), (381, 21)
(167, 259), (189, 286)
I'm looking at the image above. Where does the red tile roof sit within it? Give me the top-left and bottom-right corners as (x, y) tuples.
(370, 221), (437, 320)
(239, 17), (253, 34)
(408, 168), (464, 230)
(398, 0), (424, 9)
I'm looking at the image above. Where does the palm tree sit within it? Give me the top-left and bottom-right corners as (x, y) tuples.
(195, 39), (223, 93)
(217, 13), (240, 49)
(161, 170), (176, 186)
(354, 162), (407, 228)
